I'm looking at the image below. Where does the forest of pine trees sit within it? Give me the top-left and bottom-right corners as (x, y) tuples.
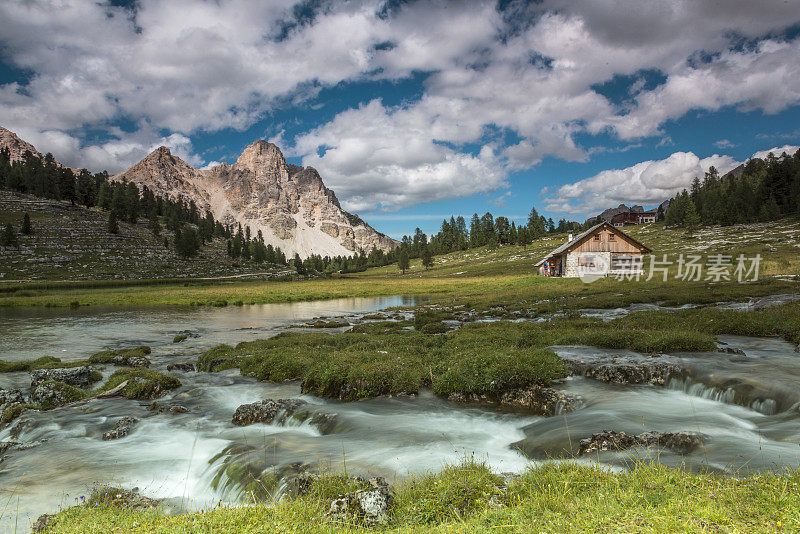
(665, 149), (800, 230)
(0, 147), (295, 266)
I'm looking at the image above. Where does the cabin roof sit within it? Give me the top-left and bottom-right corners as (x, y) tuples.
(535, 221), (652, 266)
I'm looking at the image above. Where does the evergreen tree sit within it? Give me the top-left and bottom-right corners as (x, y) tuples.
(96, 181), (112, 210)
(1, 223), (17, 247)
(175, 226), (200, 258)
(398, 249), (410, 274)
(21, 212), (32, 235)
(421, 245), (433, 270)
(147, 208), (161, 236)
(293, 253), (306, 274)
(164, 236), (169, 249)
(683, 200), (701, 236)
(107, 210), (119, 234)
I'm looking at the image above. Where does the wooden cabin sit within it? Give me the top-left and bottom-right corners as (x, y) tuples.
(535, 222), (651, 278)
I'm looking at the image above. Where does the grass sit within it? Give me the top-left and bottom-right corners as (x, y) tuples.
(95, 369), (181, 400)
(39, 459), (800, 533)
(88, 346), (152, 365)
(1, 218), (797, 309)
(196, 317), (722, 401)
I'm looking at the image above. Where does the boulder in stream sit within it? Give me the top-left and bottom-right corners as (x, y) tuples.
(102, 416), (138, 440)
(232, 399), (307, 426)
(166, 361), (195, 372)
(30, 381), (86, 409)
(562, 352), (681, 385)
(498, 386), (582, 415)
(30, 366), (97, 389)
(578, 430), (705, 455)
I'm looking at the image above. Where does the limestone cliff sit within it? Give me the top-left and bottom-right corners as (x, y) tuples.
(113, 140), (397, 258)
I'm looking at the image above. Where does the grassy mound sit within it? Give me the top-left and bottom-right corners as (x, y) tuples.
(0, 356), (86, 373)
(197, 316), (719, 401)
(39, 460), (800, 533)
(96, 369), (180, 400)
(88, 346), (151, 365)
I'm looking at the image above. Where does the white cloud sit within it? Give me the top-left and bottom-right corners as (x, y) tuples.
(751, 145), (800, 160)
(1, 0), (800, 210)
(714, 139), (735, 149)
(544, 151), (739, 215)
(544, 144), (800, 216)
(294, 99), (507, 211)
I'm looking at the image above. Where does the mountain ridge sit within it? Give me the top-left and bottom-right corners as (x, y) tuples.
(112, 140), (397, 258)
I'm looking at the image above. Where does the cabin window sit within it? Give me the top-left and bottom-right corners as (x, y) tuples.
(609, 234), (615, 241)
(593, 234), (600, 241)
(579, 255), (596, 267)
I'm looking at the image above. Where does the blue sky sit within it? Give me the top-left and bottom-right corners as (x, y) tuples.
(1, 1), (799, 238)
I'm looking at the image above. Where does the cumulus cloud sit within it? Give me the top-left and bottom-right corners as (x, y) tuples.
(294, 100), (507, 211)
(751, 144), (800, 160)
(544, 145), (799, 216)
(1, 0), (800, 209)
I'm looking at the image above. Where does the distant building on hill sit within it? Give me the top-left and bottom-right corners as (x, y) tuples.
(535, 222), (651, 278)
(611, 209), (657, 227)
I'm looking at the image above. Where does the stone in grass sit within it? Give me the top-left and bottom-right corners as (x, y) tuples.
(327, 477), (394, 525)
(102, 416), (138, 441)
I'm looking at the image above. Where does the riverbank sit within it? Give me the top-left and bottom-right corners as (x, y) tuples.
(38, 460), (800, 533)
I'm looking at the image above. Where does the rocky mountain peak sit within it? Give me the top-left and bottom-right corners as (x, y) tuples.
(0, 125), (44, 164)
(234, 140), (286, 174)
(111, 136), (398, 258)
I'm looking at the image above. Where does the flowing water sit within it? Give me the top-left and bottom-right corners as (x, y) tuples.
(1, 298), (800, 532)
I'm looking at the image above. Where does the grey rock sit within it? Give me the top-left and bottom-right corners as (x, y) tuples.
(232, 399), (307, 426)
(32, 513), (55, 532)
(166, 362), (195, 372)
(30, 366), (96, 389)
(562, 353), (681, 385)
(113, 355), (150, 368)
(102, 416), (138, 441)
(327, 477), (394, 525)
(579, 430), (704, 455)
(499, 386), (582, 415)
(30, 382), (79, 408)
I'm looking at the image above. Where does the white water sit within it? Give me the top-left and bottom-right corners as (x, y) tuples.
(2, 300), (800, 532)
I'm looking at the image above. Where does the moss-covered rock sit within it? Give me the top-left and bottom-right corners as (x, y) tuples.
(31, 380), (87, 409)
(89, 346), (151, 367)
(97, 369), (180, 400)
(0, 356), (62, 373)
(197, 345), (240, 372)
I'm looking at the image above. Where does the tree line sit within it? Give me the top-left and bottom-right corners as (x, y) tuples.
(665, 149), (800, 232)
(0, 147), (293, 263)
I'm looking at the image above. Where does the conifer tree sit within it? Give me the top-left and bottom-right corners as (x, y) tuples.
(107, 210), (119, 234)
(398, 249), (410, 274)
(421, 245), (433, 270)
(21, 213), (32, 235)
(1, 223), (17, 247)
(683, 200), (701, 236)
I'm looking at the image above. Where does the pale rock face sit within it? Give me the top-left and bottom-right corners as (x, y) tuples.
(112, 140), (397, 258)
(0, 126), (49, 165)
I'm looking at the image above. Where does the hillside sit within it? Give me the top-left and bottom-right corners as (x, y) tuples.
(0, 190), (292, 281)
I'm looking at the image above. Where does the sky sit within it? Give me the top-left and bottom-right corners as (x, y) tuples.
(1, 0), (799, 239)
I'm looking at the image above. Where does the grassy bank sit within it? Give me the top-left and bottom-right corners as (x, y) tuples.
(40, 460), (800, 533)
(197, 316), (719, 400)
